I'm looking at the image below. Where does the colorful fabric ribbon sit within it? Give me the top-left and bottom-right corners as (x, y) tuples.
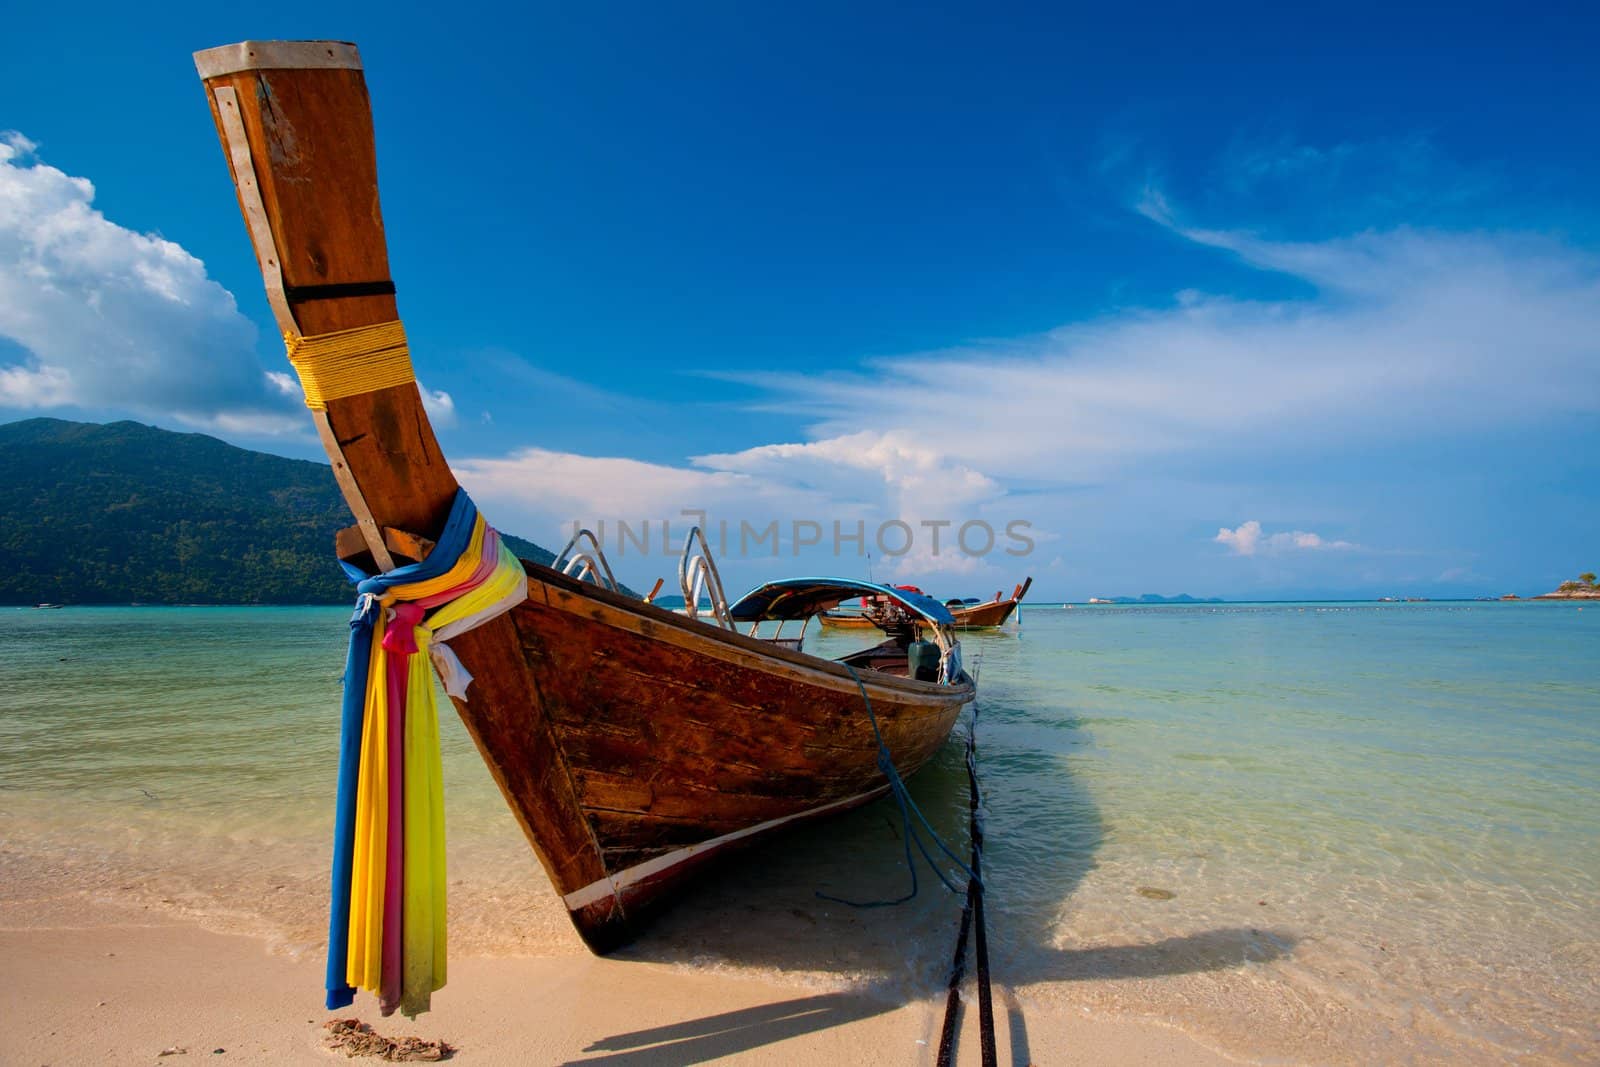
(324, 490), (526, 1017)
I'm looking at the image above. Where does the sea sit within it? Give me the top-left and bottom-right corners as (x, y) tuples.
(2, 602), (1596, 1063)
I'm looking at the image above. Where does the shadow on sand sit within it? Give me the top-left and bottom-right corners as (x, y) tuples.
(568, 930), (1295, 1065)
(562, 992), (894, 1066)
(568, 632), (1300, 1063)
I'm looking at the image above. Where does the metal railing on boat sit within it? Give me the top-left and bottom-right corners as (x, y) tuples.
(553, 528), (620, 592)
(677, 526), (734, 630)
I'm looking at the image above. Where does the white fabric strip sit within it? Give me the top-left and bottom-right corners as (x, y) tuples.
(430, 580), (527, 645)
(427, 582), (528, 699)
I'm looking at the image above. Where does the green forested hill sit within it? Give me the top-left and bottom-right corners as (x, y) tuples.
(0, 418), (558, 605)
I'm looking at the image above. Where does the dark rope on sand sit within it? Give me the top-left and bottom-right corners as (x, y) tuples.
(817, 665), (977, 908)
(936, 698), (997, 1067)
(821, 656), (1003, 1061)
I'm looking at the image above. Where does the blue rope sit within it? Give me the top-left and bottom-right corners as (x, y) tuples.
(817, 665), (980, 908)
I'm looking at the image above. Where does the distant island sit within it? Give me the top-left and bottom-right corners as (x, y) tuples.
(1085, 593), (1224, 604)
(0, 418), (563, 605)
(1534, 572), (1599, 600)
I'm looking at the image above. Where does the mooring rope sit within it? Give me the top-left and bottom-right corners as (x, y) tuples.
(817, 665), (978, 908)
(823, 658), (1003, 1062)
(937, 662), (997, 1066)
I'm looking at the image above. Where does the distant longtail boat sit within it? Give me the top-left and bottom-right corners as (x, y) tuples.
(819, 577), (1032, 631)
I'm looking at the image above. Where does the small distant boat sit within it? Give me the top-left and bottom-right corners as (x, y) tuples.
(35, 603), (64, 609)
(820, 577), (1031, 631)
(816, 589), (907, 631)
(946, 578), (1031, 628)
(815, 606), (882, 629)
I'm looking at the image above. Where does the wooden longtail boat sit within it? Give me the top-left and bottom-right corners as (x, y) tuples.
(819, 577), (1033, 631)
(815, 609), (883, 630)
(948, 577), (1032, 628)
(194, 40), (974, 953)
(816, 586), (918, 632)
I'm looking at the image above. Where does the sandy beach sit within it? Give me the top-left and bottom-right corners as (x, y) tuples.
(3, 889), (1235, 1066)
(5, 605), (1598, 1066)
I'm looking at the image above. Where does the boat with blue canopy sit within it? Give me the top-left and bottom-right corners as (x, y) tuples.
(729, 577), (964, 682)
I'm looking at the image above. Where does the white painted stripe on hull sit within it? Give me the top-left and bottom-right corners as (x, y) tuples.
(562, 787), (887, 912)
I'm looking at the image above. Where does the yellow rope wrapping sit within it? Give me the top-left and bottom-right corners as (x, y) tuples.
(284, 321), (415, 410)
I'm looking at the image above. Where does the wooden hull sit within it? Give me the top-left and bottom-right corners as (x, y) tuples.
(510, 567), (971, 947)
(821, 602), (1018, 629)
(816, 611), (880, 630)
(949, 598), (1021, 628)
(951, 577), (1032, 629)
(822, 577), (1032, 632)
(195, 41), (974, 953)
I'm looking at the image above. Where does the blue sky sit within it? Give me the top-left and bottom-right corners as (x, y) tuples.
(2, 2), (1597, 599)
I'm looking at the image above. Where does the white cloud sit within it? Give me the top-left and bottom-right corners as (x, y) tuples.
(0, 132), (296, 430)
(1214, 520), (1263, 555)
(696, 430), (999, 518)
(724, 223), (1600, 486)
(455, 431), (998, 542)
(456, 448), (791, 525)
(418, 382), (456, 427)
(0, 362), (73, 407)
(451, 447), (847, 571)
(695, 432), (1006, 579)
(1215, 520), (1356, 557)
(264, 371), (299, 399)
(451, 430), (1022, 587)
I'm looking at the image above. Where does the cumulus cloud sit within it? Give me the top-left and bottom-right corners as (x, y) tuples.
(455, 447), (777, 525)
(0, 132), (297, 431)
(696, 431), (999, 519)
(1215, 520), (1356, 557)
(456, 431), (998, 534)
(452, 429), (1020, 585)
(696, 431), (1007, 578)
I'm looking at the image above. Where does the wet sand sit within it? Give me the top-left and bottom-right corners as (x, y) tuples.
(3, 891), (1237, 1066)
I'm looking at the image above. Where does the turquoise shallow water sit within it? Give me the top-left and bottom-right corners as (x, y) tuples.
(2, 602), (1597, 1062)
